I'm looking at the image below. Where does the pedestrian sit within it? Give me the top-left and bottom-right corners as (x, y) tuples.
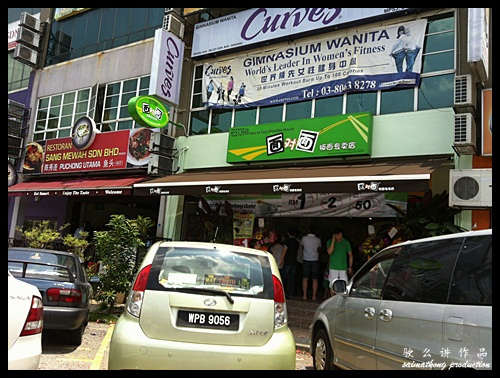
(295, 231), (304, 297)
(280, 227), (300, 299)
(74, 223), (85, 239)
(269, 232), (285, 275)
(326, 227), (353, 296)
(300, 225), (322, 301)
(249, 238), (262, 250)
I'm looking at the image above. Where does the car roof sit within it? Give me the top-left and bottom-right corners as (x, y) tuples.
(381, 228), (491, 252)
(153, 241), (269, 256)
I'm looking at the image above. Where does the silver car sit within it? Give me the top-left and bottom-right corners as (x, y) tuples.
(310, 229), (492, 370)
(108, 241), (296, 370)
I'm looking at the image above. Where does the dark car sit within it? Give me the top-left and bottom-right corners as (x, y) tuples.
(8, 247), (93, 345)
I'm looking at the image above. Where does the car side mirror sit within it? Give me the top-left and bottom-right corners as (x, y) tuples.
(332, 279), (347, 294)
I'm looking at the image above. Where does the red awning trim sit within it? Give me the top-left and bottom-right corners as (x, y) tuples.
(8, 175), (149, 197)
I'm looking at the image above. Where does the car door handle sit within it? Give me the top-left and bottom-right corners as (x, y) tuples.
(364, 307), (376, 319)
(379, 308), (393, 322)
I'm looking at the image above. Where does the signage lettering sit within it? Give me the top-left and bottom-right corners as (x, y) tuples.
(241, 8), (342, 41)
(357, 182), (395, 192)
(34, 191), (50, 196)
(161, 37), (181, 98)
(205, 186), (229, 194)
(104, 190), (123, 195)
(272, 184), (302, 193)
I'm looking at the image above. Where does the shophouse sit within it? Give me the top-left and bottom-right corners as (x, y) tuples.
(8, 8), (491, 263)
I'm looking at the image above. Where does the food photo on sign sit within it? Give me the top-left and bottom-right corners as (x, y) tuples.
(22, 141), (45, 174)
(127, 128), (154, 166)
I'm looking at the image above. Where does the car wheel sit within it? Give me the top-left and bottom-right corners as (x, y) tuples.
(68, 323), (85, 346)
(312, 328), (335, 370)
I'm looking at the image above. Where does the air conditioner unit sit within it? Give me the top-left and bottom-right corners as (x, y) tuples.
(165, 8), (182, 16)
(163, 13), (185, 39)
(19, 12), (41, 33)
(453, 113), (476, 154)
(147, 154), (174, 176)
(8, 99), (26, 119)
(449, 169), (492, 208)
(454, 74), (476, 113)
(16, 26), (41, 50)
(13, 43), (39, 68)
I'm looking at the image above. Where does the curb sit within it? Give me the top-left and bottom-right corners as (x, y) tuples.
(295, 342), (309, 352)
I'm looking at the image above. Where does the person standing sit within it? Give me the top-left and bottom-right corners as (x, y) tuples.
(270, 232), (285, 276)
(326, 227), (353, 295)
(300, 225), (322, 301)
(279, 227), (300, 299)
(249, 238), (262, 250)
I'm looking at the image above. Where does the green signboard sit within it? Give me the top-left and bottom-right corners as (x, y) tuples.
(127, 96), (169, 128)
(227, 112), (372, 163)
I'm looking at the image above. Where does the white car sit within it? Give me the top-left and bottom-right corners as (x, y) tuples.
(8, 270), (44, 370)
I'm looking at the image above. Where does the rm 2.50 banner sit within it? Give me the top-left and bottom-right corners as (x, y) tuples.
(202, 19), (426, 109)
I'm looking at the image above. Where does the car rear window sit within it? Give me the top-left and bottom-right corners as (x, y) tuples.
(8, 249), (77, 282)
(147, 246), (274, 299)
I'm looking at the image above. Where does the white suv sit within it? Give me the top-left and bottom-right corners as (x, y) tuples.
(310, 229), (492, 370)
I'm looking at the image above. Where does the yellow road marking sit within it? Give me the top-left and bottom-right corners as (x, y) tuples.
(90, 324), (114, 370)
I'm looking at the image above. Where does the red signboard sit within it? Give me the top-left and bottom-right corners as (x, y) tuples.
(42, 130), (129, 173)
(22, 128), (155, 175)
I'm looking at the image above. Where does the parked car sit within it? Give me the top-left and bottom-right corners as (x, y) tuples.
(8, 270), (44, 370)
(310, 229), (492, 370)
(108, 241), (296, 370)
(8, 247), (93, 346)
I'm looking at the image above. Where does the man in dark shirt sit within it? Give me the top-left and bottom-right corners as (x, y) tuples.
(279, 227), (300, 299)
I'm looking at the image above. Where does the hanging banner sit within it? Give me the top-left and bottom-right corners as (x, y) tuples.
(205, 193), (407, 218)
(202, 19), (427, 109)
(233, 212), (255, 247)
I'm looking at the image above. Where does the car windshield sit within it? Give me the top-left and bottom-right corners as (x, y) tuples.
(153, 246), (267, 296)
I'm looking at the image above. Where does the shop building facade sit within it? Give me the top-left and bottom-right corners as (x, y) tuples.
(8, 8), (492, 255)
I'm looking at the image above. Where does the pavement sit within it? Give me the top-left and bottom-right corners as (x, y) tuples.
(290, 323), (311, 352)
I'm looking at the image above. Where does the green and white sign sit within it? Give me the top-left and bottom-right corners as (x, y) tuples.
(227, 112), (372, 163)
(127, 96), (169, 128)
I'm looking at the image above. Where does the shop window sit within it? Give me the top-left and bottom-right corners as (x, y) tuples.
(259, 105), (283, 124)
(381, 88), (415, 114)
(315, 96), (343, 118)
(46, 8), (164, 66)
(417, 74), (454, 111)
(34, 88), (92, 140)
(285, 101), (312, 121)
(100, 75), (151, 132)
(8, 52), (32, 92)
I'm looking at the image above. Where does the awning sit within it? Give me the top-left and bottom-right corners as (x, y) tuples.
(134, 157), (450, 196)
(8, 175), (149, 197)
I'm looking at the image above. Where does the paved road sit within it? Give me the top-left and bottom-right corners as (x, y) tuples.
(38, 322), (112, 370)
(38, 321), (313, 370)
